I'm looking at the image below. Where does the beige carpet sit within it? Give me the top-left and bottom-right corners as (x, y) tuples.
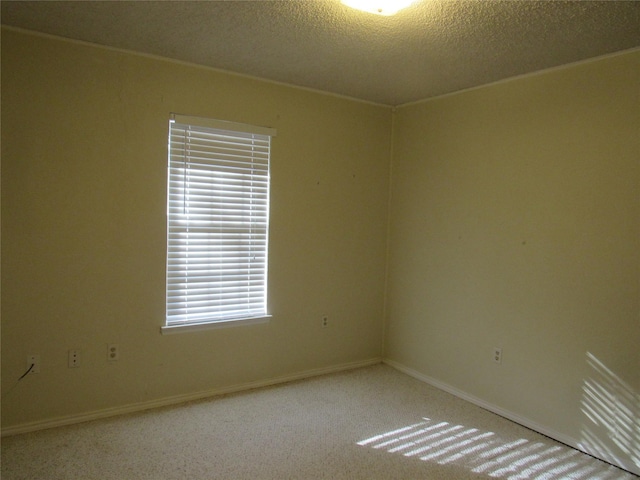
(1, 364), (636, 479)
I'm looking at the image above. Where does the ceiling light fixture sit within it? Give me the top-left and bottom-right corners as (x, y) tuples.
(341, 0), (416, 16)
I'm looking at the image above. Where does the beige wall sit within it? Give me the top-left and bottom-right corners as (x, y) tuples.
(385, 50), (639, 472)
(1, 28), (391, 427)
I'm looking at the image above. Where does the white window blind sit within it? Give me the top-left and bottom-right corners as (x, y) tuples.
(166, 115), (274, 328)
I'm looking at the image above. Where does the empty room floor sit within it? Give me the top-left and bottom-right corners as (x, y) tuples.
(1, 364), (636, 479)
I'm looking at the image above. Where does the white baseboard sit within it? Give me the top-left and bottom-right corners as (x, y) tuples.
(383, 359), (575, 444)
(383, 358), (639, 477)
(1, 357), (382, 437)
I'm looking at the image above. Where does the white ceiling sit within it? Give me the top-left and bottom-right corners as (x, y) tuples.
(2, 0), (639, 106)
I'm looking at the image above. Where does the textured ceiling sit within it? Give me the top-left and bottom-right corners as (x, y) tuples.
(2, 0), (640, 106)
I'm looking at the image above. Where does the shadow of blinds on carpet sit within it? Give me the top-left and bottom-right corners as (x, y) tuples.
(357, 416), (633, 479)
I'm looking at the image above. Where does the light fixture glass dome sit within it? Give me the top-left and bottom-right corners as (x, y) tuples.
(341, 0), (416, 16)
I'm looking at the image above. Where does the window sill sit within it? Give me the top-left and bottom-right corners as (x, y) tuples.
(161, 315), (271, 335)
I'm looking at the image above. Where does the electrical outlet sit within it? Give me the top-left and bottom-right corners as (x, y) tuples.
(493, 347), (503, 364)
(107, 344), (120, 361)
(27, 355), (41, 374)
(322, 315), (329, 328)
(68, 349), (80, 368)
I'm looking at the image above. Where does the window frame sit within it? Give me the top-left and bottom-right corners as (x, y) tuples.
(162, 114), (275, 334)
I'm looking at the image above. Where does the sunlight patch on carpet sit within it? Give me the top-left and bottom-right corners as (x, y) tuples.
(357, 417), (628, 479)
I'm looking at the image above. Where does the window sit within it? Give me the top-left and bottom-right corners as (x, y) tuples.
(163, 114), (275, 333)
